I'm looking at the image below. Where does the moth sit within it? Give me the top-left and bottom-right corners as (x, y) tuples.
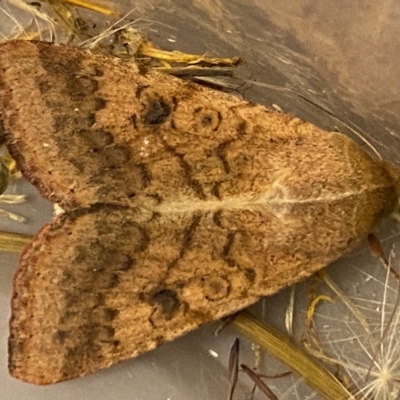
(0, 40), (399, 385)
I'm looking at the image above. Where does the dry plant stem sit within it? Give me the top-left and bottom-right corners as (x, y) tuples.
(138, 41), (242, 66)
(240, 364), (278, 400)
(285, 284), (295, 336)
(0, 230), (31, 252)
(306, 295), (333, 328)
(228, 338), (240, 400)
(305, 294), (335, 357)
(3, 0), (115, 43)
(153, 66), (234, 77)
(0, 208), (26, 222)
(62, 0), (119, 16)
(11, 29), (52, 41)
(0, 3), (56, 42)
(259, 371), (291, 379)
(0, 194), (26, 203)
(320, 271), (371, 335)
(46, 0), (76, 34)
(232, 311), (353, 400)
(4, 0), (55, 24)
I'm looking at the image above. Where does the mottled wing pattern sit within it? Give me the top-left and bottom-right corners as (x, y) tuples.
(0, 41), (398, 384)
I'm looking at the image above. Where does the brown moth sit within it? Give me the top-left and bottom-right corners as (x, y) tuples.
(0, 40), (399, 385)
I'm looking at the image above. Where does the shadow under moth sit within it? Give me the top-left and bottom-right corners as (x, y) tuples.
(0, 40), (399, 385)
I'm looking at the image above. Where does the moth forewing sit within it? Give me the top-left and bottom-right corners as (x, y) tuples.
(0, 40), (399, 384)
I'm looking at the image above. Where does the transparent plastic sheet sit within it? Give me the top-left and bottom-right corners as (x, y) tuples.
(1, 1), (400, 399)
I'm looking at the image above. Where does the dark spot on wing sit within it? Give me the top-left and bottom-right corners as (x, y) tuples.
(244, 268), (256, 283)
(76, 128), (114, 149)
(54, 330), (69, 344)
(67, 74), (99, 100)
(103, 308), (119, 321)
(149, 289), (180, 319)
(236, 121), (247, 137)
(94, 97), (107, 110)
(143, 96), (171, 125)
